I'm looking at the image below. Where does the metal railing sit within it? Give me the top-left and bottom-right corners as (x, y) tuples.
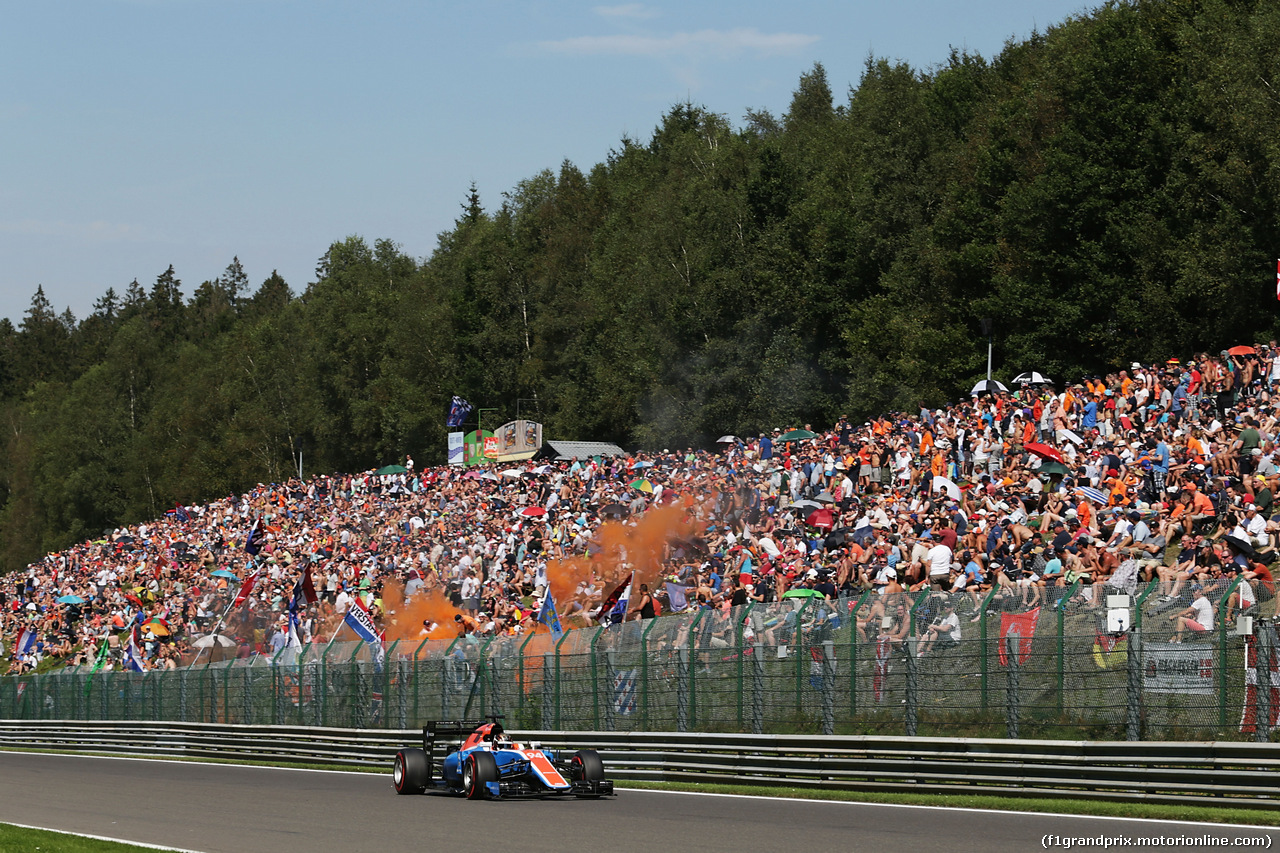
(1, 720), (1278, 808)
(2, 581), (1275, 741)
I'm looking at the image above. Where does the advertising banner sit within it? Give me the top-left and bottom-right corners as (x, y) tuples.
(1143, 642), (1214, 694)
(463, 430), (495, 467)
(447, 431), (464, 466)
(496, 419), (543, 461)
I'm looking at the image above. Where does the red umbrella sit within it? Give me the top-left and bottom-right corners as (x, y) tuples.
(805, 509), (835, 530)
(1023, 442), (1065, 464)
(1228, 345), (1256, 356)
(519, 506), (547, 518)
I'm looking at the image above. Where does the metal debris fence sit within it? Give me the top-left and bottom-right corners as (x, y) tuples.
(1, 581), (1275, 741)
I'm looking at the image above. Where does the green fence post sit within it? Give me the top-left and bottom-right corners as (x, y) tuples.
(591, 628), (608, 730)
(321, 635), (340, 727)
(443, 636), (463, 720)
(687, 609), (707, 730)
(270, 645), (286, 725)
(201, 657), (215, 723)
(517, 631), (539, 725)
(792, 599), (811, 720)
(1218, 575), (1244, 731)
(849, 590), (871, 718)
(639, 617), (660, 730)
(1133, 582), (1157, 631)
(412, 635), (431, 726)
(347, 643), (364, 728)
(1055, 579), (1081, 717)
(385, 640), (400, 727)
(464, 636), (494, 720)
(297, 642), (311, 726)
(736, 603), (754, 729)
(553, 630), (572, 729)
(979, 586), (1000, 710)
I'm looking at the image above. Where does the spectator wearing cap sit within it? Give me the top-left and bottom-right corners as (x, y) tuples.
(1232, 504), (1269, 550)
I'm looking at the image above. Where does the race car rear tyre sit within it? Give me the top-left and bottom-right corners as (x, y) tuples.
(394, 748), (428, 795)
(464, 751), (498, 800)
(571, 749), (604, 782)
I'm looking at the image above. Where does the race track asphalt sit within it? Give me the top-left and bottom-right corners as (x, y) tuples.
(0, 752), (1270, 853)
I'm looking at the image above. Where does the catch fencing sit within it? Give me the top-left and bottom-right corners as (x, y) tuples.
(1, 580), (1275, 741)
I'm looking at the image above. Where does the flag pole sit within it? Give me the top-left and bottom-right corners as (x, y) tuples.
(190, 553), (259, 666)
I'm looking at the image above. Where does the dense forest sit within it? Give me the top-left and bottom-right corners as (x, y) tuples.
(3, 0), (1280, 570)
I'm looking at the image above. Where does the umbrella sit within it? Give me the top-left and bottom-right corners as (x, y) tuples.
(1012, 371), (1052, 385)
(1036, 460), (1070, 478)
(374, 464), (408, 476)
(782, 589), (824, 599)
(791, 499), (823, 511)
(1227, 345), (1256, 356)
(824, 528), (852, 550)
(1024, 442), (1065, 464)
(142, 619), (172, 637)
(805, 509), (835, 530)
(970, 379), (1009, 396)
(1224, 535), (1260, 559)
(632, 460), (655, 469)
(932, 476), (960, 501)
(57, 595), (85, 604)
(815, 491), (836, 504)
(209, 569), (240, 580)
(630, 478), (654, 494)
(519, 507), (547, 518)
(1074, 486), (1109, 506)
(191, 634), (237, 649)
(716, 435), (737, 444)
(480, 472), (500, 482)
(598, 503), (629, 518)
(532, 464), (553, 475)
(500, 469), (524, 478)
(778, 429), (817, 442)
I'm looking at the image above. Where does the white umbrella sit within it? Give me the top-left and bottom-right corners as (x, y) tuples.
(791, 499), (823, 511)
(932, 476), (961, 501)
(1012, 371), (1052, 385)
(815, 491), (836, 504)
(480, 472), (500, 481)
(500, 469), (523, 478)
(191, 634), (237, 649)
(716, 435), (737, 444)
(970, 379), (1008, 396)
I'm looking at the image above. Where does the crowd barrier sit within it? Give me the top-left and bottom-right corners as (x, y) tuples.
(2, 581), (1276, 742)
(0, 720), (1277, 808)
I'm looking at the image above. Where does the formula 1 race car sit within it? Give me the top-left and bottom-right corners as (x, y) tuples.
(392, 717), (615, 800)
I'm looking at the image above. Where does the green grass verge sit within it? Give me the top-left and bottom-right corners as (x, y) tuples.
(0, 823), (185, 853)
(616, 780), (1280, 826)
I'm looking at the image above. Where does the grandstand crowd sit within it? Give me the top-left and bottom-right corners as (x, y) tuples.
(4, 346), (1279, 674)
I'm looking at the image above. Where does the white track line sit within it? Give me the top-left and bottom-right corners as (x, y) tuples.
(2, 820), (206, 852)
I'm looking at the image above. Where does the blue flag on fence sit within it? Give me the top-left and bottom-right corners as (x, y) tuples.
(537, 592), (563, 640)
(614, 669), (637, 716)
(446, 395), (473, 428)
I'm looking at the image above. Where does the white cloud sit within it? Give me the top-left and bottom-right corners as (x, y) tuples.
(539, 27), (818, 59)
(593, 4), (659, 19)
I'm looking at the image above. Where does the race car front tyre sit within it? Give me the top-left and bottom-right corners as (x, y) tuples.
(571, 749), (604, 782)
(464, 751), (499, 800)
(394, 748), (428, 795)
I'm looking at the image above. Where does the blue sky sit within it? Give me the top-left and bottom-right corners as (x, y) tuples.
(1, 0), (1093, 327)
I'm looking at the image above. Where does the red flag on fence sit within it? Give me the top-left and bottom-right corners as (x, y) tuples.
(233, 568), (260, 608)
(998, 607), (1041, 666)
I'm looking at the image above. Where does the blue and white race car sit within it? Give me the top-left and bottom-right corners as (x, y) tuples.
(393, 718), (615, 800)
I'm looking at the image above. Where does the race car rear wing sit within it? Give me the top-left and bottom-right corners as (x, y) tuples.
(422, 718), (500, 780)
